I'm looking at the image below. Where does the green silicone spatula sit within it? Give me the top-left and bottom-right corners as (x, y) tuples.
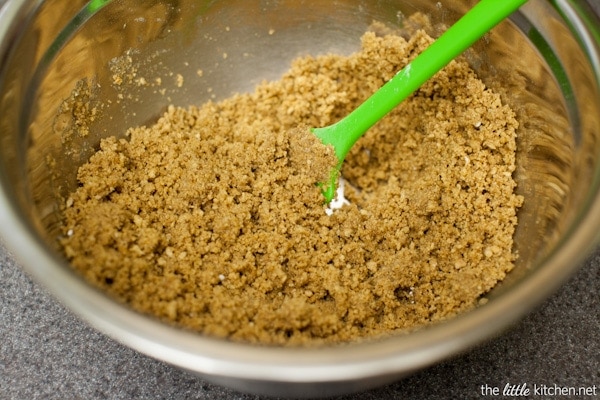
(313, 0), (528, 203)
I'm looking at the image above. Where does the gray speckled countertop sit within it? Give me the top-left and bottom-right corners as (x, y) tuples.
(1, 239), (598, 399)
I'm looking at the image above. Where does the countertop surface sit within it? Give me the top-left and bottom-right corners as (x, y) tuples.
(1, 239), (598, 399)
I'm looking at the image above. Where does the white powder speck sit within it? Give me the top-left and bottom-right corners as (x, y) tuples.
(325, 177), (350, 216)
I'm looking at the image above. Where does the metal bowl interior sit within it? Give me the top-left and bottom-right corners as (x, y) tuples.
(1, 0), (600, 397)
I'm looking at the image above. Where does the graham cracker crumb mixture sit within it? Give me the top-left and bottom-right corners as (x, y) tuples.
(54, 78), (101, 141)
(61, 29), (523, 345)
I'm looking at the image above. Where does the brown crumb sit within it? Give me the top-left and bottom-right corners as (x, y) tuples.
(54, 78), (100, 140)
(60, 28), (523, 346)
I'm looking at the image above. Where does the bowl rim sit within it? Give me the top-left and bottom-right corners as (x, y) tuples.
(1, 0), (600, 385)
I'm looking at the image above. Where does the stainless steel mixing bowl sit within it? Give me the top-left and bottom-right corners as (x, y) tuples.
(1, 0), (599, 397)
